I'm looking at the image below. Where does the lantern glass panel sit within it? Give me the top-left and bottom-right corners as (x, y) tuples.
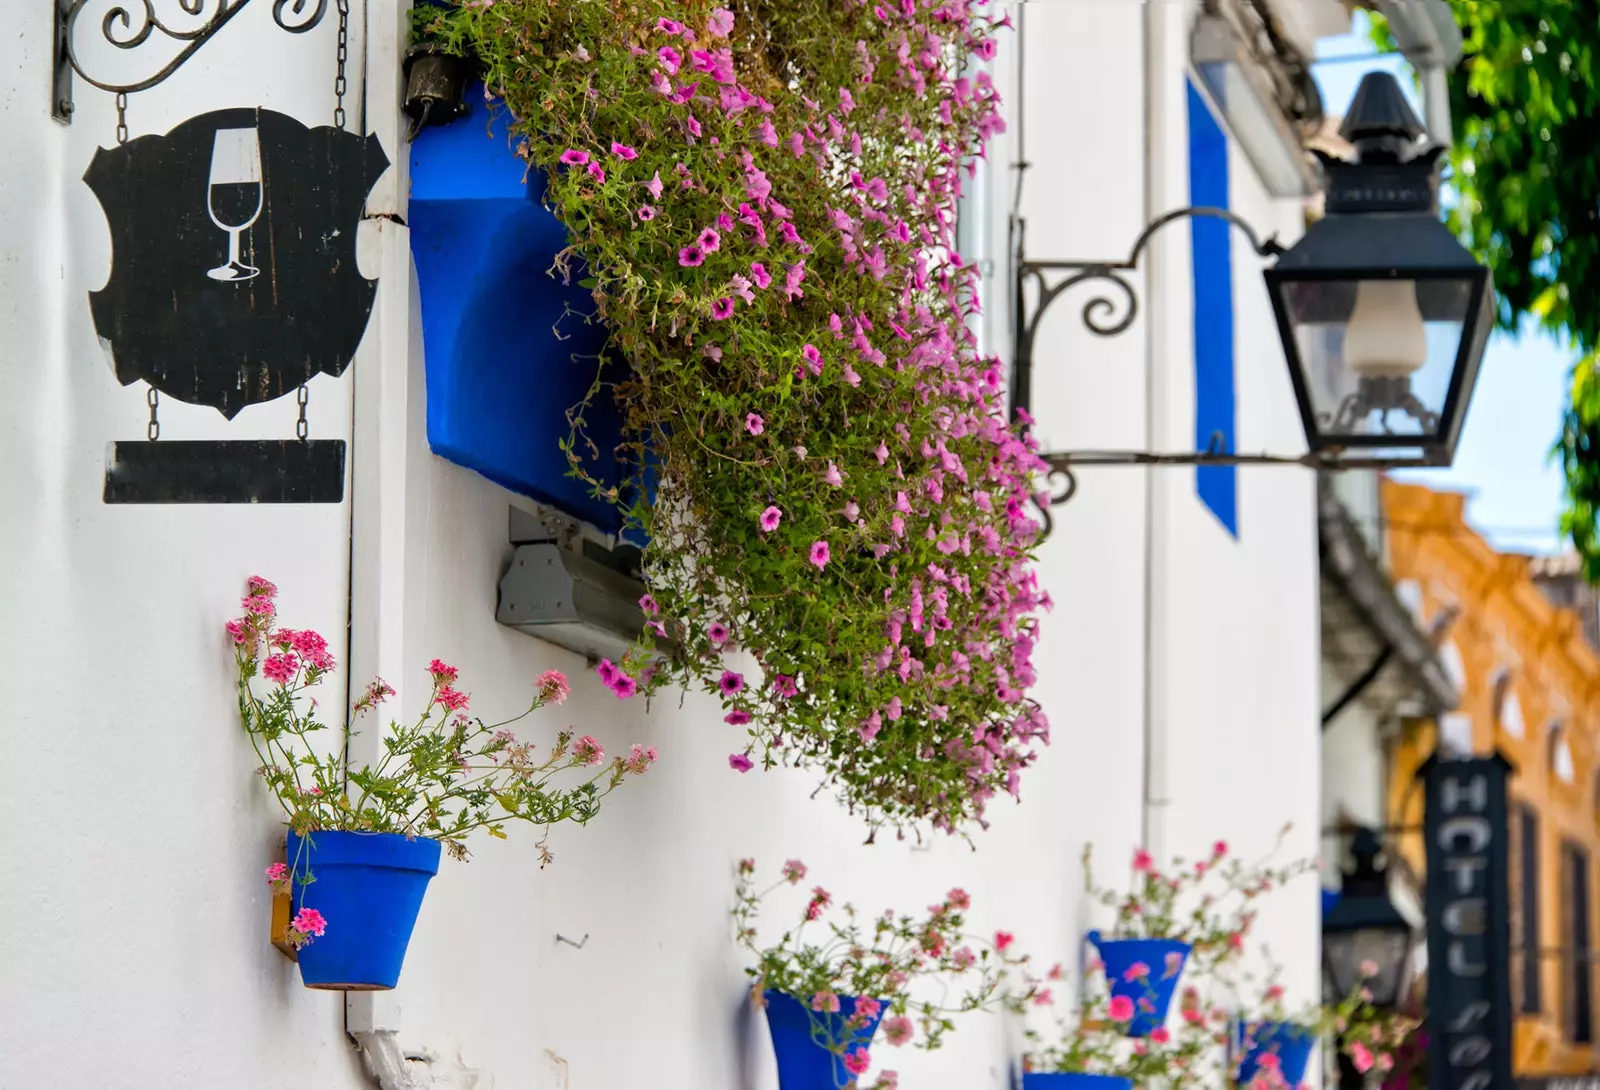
(1324, 925), (1411, 1008)
(1278, 276), (1476, 451)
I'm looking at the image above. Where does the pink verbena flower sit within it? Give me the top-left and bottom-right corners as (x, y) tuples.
(782, 859), (807, 883)
(810, 991), (841, 1013)
(437, 686), (470, 713)
(263, 653), (298, 685)
(1108, 995), (1135, 1022)
(573, 736), (605, 765)
(265, 862), (288, 884)
(291, 907), (327, 939)
(883, 1016), (914, 1047)
(429, 659), (459, 683)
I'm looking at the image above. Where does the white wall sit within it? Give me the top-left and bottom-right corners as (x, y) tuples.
(1, 1), (1326, 1086)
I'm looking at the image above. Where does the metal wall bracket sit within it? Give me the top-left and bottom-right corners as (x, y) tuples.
(52, 0), (330, 127)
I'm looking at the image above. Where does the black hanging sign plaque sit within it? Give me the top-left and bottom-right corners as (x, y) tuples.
(1423, 752), (1515, 1090)
(85, 107), (389, 504)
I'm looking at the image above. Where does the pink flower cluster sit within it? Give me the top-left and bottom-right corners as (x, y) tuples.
(505, 0), (1049, 831)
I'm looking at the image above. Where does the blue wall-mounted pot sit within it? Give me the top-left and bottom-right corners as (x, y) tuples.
(1088, 930), (1192, 1037)
(764, 989), (886, 1090)
(1235, 1021), (1316, 1086)
(1021, 1074), (1134, 1090)
(286, 830), (441, 990)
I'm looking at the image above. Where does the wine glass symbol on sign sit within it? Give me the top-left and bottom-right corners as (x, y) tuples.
(206, 127), (264, 283)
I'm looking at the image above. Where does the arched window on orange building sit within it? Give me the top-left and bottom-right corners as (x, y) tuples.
(1549, 720), (1577, 785)
(1491, 668), (1525, 739)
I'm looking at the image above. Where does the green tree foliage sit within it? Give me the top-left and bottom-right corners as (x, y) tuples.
(1374, 3), (1600, 572)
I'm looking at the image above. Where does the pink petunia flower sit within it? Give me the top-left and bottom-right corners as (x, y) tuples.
(728, 753), (754, 772)
(725, 709), (752, 725)
(719, 670), (745, 696)
(697, 227), (721, 253)
(710, 297), (735, 320)
(772, 674), (798, 698)
(809, 540), (830, 569)
(559, 149), (590, 166)
(708, 622), (731, 645)
(678, 244), (706, 267)
(823, 463), (843, 487)
(611, 141), (638, 160)
(759, 505), (782, 533)
(707, 7), (734, 36)
(749, 262), (772, 288)
(745, 413), (764, 436)
(658, 46), (682, 74)
(586, 161), (606, 184)
(637, 205), (656, 222)
(646, 171), (664, 199)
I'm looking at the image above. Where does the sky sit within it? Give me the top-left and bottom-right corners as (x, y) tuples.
(1311, 16), (1575, 556)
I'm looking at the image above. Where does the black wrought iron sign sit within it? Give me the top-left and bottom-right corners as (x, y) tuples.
(1423, 753), (1514, 1090)
(53, 0), (337, 131)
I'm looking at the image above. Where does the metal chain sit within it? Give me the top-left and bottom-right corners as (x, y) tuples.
(296, 384), (309, 440)
(146, 387), (160, 441)
(115, 92), (129, 145)
(333, 0), (349, 131)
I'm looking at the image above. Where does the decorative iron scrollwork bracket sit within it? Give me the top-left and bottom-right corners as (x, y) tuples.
(1012, 207), (1323, 535)
(53, 0), (330, 125)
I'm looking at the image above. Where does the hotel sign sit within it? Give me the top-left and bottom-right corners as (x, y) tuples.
(1424, 753), (1514, 1090)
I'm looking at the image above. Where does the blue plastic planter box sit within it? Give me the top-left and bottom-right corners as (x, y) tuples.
(410, 87), (631, 534)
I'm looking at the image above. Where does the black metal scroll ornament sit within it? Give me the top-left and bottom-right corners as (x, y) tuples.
(88, 108), (389, 503)
(54, 0), (330, 125)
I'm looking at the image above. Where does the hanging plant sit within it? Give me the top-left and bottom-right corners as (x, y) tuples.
(733, 858), (1034, 1088)
(417, 0), (1050, 835)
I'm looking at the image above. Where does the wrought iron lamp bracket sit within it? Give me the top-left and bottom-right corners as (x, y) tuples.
(53, 0), (330, 125)
(1013, 207), (1324, 531)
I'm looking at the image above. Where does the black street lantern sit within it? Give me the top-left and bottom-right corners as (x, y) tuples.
(1322, 826), (1415, 1009)
(1266, 71), (1496, 468)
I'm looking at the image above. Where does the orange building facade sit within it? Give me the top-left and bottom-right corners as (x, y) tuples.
(1383, 480), (1600, 1076)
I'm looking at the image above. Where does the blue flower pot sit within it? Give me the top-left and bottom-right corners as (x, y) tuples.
(764, 988), (886, 1090)
(285, 830), (441, 990)
(1236, 1021), (1316, 1087)
(1022, 1075), (1133, 1090)
(1088, 931), (1192, 1037)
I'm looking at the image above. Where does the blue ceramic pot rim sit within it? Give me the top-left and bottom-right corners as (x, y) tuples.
(286, 829), (443, 873)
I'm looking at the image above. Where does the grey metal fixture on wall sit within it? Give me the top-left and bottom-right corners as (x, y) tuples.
(496, 506), (674, 666)
(1012, 71), (1494, 524)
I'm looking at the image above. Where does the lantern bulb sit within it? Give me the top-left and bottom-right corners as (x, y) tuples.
(1343, 280), (1427, 378)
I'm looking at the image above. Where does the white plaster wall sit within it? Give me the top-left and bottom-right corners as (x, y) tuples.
(1, 0), (1327, 1086)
